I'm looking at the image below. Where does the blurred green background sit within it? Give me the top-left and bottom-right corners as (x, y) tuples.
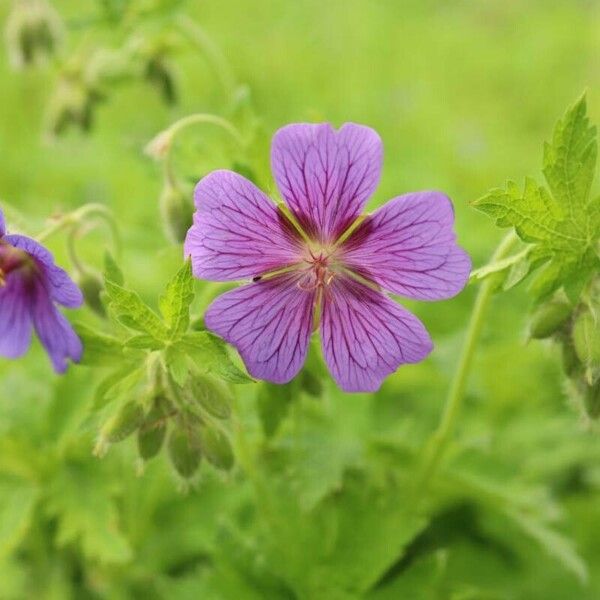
(0, 0), (599, 598)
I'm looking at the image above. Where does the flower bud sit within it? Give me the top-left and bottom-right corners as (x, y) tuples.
(75, 270), (105, 317)
(200, 425), (234, 471)
(167, 426), (202, 478)
(529, 299), (572, 339)
(137, 397), (170, 461)
(572, 310), (600, 368)
(583, 382), (600, 420)
(561, 338), (582, 379)
(159, 181), (193, 244)
(100, 401), (144, 444)
(145, 56), (177, 105)
(46, 74), (105, 137)
(5, 0), (63, 70)
(186, 375), (231, 420)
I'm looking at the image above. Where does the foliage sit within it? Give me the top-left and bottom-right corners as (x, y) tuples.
(1, 0), (600, 599)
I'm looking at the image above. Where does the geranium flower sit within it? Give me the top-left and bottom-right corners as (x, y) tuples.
(0, 208), (83, 372)
(185, 124), (470, 392)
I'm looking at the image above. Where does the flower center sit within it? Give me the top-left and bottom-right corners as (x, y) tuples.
(0, 241), (35, 287)
(298, 245), (338, 291)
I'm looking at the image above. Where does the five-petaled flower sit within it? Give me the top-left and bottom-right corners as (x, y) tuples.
(185, 124), (471, 392)
(0, 208), (83, 373)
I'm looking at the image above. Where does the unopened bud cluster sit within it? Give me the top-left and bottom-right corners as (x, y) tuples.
(96, 368), (235, 479)
(5, 0), (63, 69)
(529, 285), (600, 421)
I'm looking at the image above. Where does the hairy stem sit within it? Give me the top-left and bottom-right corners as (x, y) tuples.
(417, 231), (518, 491)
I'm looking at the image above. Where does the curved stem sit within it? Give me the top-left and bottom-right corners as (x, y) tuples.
(37, 203), (121, 256)
(167, 113), (244, 147)
(175, 15), (237, 98)
(417, 231), (518, 491)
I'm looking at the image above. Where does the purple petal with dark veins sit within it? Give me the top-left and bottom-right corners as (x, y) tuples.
(184, 170), (302, 281)
(271, 123), (382, 242)
(30, 281), (83, 373)
(0, 276), (32, 359)
(5, 234), (84, 308)
(341, 192), (471, 301)
(320, 277), (433, 392)
(204, 272), (315, 384)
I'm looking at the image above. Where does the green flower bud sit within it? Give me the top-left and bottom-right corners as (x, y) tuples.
(5, 0), (63, 70)
(561, 338), (582, 379)
(529, 300), (572, 339)
(186, 375), (231, 420)
(200, 425), (234, 471)
(137, 398), (170, 461)
(572, 310), (600, 368)
(101, 401), (144, 443)
(75, 270), (105, 317)
(583, 382), (600, 420)
(167, 426), (202, 478)
(159, 181), (193, 244)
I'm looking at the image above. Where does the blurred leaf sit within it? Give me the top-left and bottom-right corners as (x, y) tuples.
(76, 322), (123, 366)
(0, 475), (38, 557)
(104, 251), (124, 286)
(46, 464), (132, 564)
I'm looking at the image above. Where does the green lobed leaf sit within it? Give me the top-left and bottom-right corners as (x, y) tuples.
(159, 260), (194, 340)
(179, 331), (253, 384)
(472, 94), (600, 301)
(104, 280), (169, 340)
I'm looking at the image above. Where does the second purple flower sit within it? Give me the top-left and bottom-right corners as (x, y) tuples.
(184, 123), (471, 392)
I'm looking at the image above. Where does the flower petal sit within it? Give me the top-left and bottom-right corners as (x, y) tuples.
(0, 276), (32, 359)
(205, 273), (315, 384)
(320, 277), (433, 392)
(184, 170), (302, 281)
(271, 123), (382, 242)
(341, 192), (471, 300)
(31, 282), (82, 373)
(5, 234), (83, 308)
(0, 208), (5, 236)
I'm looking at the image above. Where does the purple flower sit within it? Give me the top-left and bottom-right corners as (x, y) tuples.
(0, 208), (83, 373)
(185, 124), (471, 392)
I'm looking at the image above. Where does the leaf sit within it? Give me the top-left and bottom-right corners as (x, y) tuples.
(506, 508), (587, 585)
(75, 323), (123, 366)
(0, 475), (38, 557)
(92, 364), (145, 411)
(46, 464), (132, 564)
(179, 332), (253, 384)
(159, 260), (194, 340)
(444, 469), (588, 584)
(165, 344), (191, 388)
(104, 251), (124, 286)
(473, 94), (600, 301)
(104, 280), (168, 341)
(124, 334), (165, 350)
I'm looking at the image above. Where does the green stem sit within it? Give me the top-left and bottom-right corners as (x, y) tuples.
(417, 231), (518, 491)
(175, 15), (237, 98)
(167, 113), (244, 146)
(36, 203), (121, 257)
